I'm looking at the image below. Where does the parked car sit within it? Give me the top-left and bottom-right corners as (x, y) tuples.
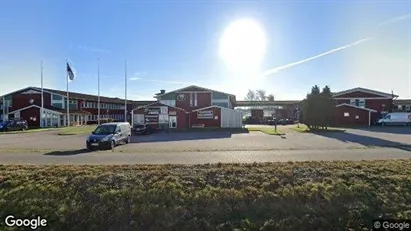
(0, 119), (28, 132)
(86, 122), (131, 150)
(132, 124), (153, 135)
(377, 112), (411, 126)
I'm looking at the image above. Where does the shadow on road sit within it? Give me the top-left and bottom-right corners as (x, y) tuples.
(44, 149), (91, 156)
(314, 131), (411, 151)
(131, 130), (249, 143)
(352, 126), (411, 135)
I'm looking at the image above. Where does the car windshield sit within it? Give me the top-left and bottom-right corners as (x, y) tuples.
(134, 125), (145, 128)
(93, 125), (116, 135)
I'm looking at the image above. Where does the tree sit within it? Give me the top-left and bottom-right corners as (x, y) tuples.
(245, 90), (257, 101)
(244, 89), (274, 101)
(255, 89), (267, 101)
(302, 85), (334, 130)
(267, 94), (274, 102)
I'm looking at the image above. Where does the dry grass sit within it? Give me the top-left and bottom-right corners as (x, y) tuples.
(1, 160), (410, 230)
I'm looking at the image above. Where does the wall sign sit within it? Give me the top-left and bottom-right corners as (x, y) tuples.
(192, 124), (205, 128)
(147, 108), (160, 115)
(197, 110), (213, 119)
(169, 111), (177, 116)
(145, 114), (158, 123)
(177, 94), (186, 101)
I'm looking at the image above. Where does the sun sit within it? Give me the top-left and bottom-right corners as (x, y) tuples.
(219, 18), (267, 73)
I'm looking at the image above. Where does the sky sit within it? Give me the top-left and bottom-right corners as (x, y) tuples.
(0, 0), (410, 101)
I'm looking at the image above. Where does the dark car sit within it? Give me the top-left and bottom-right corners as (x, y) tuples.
(0, 119), (28, 132)
(86, 122), (131, 150)
(132, 124), (153, 135)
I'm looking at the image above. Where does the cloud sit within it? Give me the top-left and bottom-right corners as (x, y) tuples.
(264, 13), (411, 77)
(76, 45), (111, 54)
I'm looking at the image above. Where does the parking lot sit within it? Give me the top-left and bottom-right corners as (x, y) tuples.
(1, 125), (411, 153)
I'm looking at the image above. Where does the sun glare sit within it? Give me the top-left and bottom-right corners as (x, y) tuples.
(219, 18), (267, 73)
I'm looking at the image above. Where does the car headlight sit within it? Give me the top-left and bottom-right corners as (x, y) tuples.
(101, 136), (110, 142)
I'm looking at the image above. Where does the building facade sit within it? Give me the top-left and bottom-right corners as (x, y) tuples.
(0, 87), (152, 127)
(332, 87), (397, 126)
(131, 85), (243, 129)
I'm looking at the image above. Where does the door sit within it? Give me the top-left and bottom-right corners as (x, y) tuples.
(114, 126), (122, 143)
(169, 116), (177, 128)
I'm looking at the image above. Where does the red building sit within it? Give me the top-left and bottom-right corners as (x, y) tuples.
(131, 85), (243, 129)
(0, 87), (152, 127)
(332, 87), (397, 126)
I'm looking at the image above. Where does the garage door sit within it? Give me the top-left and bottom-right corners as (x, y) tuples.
(133, 114), (144, 125)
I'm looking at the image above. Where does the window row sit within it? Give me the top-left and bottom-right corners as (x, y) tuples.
(88, 114), (129, 121)
(82, 102), (125, 110)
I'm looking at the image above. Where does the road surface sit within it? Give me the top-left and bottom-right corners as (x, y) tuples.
(0, 148), (410, 165)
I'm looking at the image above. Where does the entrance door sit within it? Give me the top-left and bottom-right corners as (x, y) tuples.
(169, 116), (177, 128)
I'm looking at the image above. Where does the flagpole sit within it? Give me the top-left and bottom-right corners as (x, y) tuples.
(66, 60), (70, 127)
(40, 60), (44, 128)
(124, 59), (127, 122)
(1, 50), (5, 122)
(97, 58), (100, 125)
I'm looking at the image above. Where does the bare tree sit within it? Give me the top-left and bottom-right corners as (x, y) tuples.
(244, 89), (257, 101)
(245, 89), (274, 101)
(256, 89), (267, 101)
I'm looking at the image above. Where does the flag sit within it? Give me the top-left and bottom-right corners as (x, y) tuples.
(67, 62), (75, 81)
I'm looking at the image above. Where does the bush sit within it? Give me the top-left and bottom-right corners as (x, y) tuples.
(0, 161), (410, 230)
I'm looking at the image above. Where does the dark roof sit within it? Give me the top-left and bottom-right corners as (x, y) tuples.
(5, 86), (155, 106)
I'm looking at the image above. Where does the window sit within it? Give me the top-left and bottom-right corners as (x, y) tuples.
(52, 94), (63, 100)
(190, 93), (193, 106)
(350, 98), (365, 108)
(355, 115), (359, 119)
(398, 105), (403, 110)
(194, 93), (198, 106)
(344, 112), (349, 117)
(406, 105), (411, 111)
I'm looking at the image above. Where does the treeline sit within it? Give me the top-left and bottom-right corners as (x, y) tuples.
(301, 85), (334, 130)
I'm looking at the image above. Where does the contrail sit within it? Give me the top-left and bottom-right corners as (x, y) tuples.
(264, 13), (411, 77)
(129, 77), (195, 85)
(377, 14), (410, 27)
(264, 38), (371, 76)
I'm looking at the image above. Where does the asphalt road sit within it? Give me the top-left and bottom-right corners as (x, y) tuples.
(0, 148), (410, 165)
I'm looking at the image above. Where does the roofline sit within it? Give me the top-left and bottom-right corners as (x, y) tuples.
(332, 87), (399, 98)
(335, 103), (377, 112)
(153, 85), (235, 98)
(0, 86), (57, 99)
(192, 105), (229, 112)
(8, 104), (64, 115)
(131, 102), (187, 112)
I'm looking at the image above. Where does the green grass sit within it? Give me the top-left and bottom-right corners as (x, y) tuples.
(0, 127), (58, 134)
(0, 160), (410, 230)
(56, 125), (97, 135)
(247, 126), (285, 135)
(290, 124), (346, 133)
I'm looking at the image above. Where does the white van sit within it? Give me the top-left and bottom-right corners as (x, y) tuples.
(378, 112), (411, 126)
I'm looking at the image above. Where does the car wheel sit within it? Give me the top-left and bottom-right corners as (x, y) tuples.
(110, 140), (116, 149)
(125, 135), (130, 144)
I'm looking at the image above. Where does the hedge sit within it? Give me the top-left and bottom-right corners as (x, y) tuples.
(0, 161), (410, 231)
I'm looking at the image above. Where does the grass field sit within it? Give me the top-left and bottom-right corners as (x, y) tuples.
(247, 126), (285, 135)
(291, 124), (346, 133)
(1, 160), (410, 230)
(56, 125), (97, 135)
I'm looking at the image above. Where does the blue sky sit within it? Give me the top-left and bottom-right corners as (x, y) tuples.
(0, 0), (410, 100)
